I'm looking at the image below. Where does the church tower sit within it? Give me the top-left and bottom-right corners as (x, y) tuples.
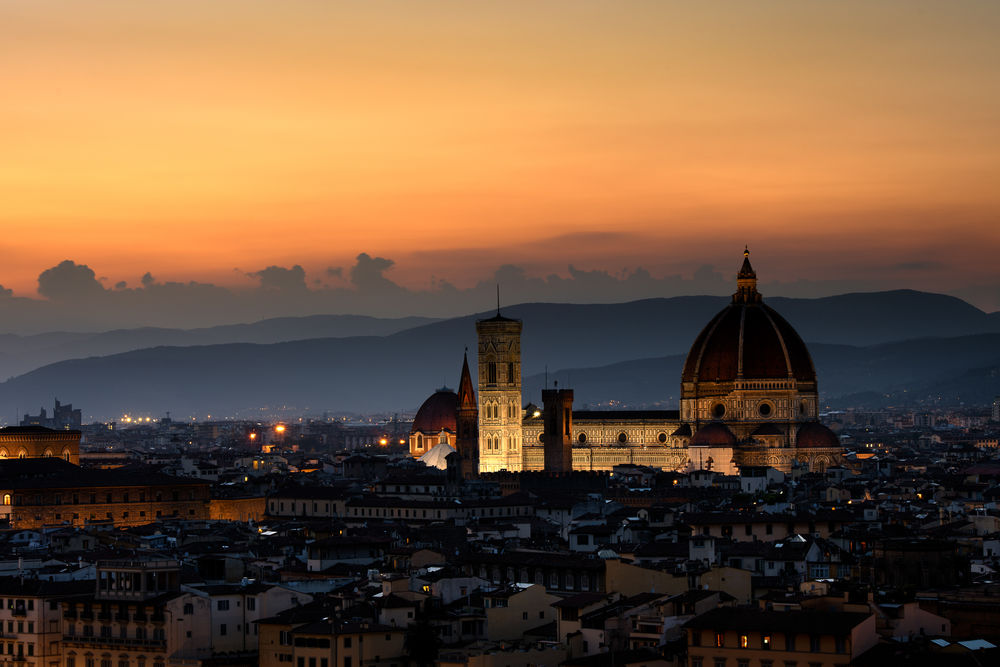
(476, 312), (523, 472)
(455, 350), (479, 479)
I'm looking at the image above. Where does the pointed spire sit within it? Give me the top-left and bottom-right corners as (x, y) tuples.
(457, 349), (476, 409)
(733, 246), (761, 304)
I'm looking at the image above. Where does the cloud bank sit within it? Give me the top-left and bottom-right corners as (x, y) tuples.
(0, 252), (993, 335)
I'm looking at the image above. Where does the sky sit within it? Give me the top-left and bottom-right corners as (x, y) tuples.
(2, 0), (999, 331)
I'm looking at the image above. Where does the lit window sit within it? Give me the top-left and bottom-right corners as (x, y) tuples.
(740, 634), (749, 648)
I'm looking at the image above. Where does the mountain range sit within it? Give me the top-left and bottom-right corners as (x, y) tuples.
(0, 290), (997, 421)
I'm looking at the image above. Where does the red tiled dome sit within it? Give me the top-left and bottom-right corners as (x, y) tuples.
(682, 252), (815, 384)
(796, 422), (839, 449)
(690, 423), (737, 447)
(411, 388), (458, 434)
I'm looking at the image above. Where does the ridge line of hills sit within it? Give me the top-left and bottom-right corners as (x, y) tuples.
(0, 290), (998, 421)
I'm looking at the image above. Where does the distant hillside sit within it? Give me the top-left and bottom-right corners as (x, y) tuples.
(523, 334), (1000, 411)
(0, 314), (438, 380)
(1, 325), (998, 423)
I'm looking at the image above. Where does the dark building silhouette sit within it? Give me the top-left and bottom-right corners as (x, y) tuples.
(20, 399), (82, 430)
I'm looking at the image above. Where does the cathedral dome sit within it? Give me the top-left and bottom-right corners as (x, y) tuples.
(690, 423), (737, 447)
(681, 250), (815, 384)
(795, 422), (840, 449)
(412, 388), (458, 434)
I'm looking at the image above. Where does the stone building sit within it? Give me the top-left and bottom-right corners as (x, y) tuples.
(0, 459), (211, 530)
(0, 427), (80, 465)
(411, 250), (843, 475)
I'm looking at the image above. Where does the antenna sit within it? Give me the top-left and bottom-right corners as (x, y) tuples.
(496, 284), (500, 315)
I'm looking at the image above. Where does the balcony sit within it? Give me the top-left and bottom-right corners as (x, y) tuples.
(12, 607), (26, 617)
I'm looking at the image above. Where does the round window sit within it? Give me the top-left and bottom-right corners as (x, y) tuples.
(618, 432), (628, 444)
(657, 432), (667, 444)
(759, 403), (772, 417)
(538, 433), (544, 443)
(578, 433), (587, 444)
(712, 403), (726, 418)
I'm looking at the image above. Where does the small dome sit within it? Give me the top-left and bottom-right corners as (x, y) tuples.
(690, 423), (737, 447)
(412, 388), (458, 434)
(418, 443), (457, 470)
(796, 422), (840, 449)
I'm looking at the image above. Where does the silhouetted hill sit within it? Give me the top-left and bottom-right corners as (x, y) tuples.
(523, 335), (1000, 411)
(0, 314), (437, 380)
(1, 290), (998, 420)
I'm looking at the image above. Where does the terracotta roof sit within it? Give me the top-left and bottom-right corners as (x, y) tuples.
(796, 422), (840, 449)
(690, 423), (737, 447)
(682, 251), (815, 384)
(411, 389), (458, 434)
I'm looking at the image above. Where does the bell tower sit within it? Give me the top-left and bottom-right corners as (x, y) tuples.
(476, 312), (523, 472)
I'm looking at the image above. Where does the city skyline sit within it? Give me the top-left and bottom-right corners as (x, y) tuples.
(3, 1), (1000, 321)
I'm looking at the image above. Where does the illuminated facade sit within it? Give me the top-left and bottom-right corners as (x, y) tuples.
(475, 314), (524, 473)
(0, 426), (80, 465)
(413, 250), (842, 475)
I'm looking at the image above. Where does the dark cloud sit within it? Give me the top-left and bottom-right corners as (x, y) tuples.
(37, 260), (106, 301)
(350, 253), (400, 293)
(252, 265), (307, 291)
(0, 252), (985, 335)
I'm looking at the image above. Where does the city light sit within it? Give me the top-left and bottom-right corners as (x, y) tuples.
(275, 425), (286, 434)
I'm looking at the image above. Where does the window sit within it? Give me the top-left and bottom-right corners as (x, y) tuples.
(219, 624), (227, 636)
(740, 634), (749, 648)
(809, 635), (820, 652)
(183, 604), (193, 615)
(785, 634), (795, 651)
(715, 632), (725, 647)
(217, 600), (229, 611)
(691, 659), (703, 667)
(690, 630), (701, 647)
(246, 598), (255, 611)
(762, 634), (772, 649)
(343, 637), (352, 648)
(713, 659), (726, 667)
(835, 637), (846, 653)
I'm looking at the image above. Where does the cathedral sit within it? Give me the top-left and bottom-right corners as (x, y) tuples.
(409, 250), (842, 476)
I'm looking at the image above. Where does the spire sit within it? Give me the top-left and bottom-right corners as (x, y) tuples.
(733, 246), (761, 304)
(457, 348), (476, 409)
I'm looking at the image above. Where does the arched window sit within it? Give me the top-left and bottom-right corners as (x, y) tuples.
(17, 449), (27, 459)
(43, 448), (54, 457)
(2, 494), (10, 506)
(0, 449), (8, 459)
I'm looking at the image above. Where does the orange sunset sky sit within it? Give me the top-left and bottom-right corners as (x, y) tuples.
(2, 1), (999, 310)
